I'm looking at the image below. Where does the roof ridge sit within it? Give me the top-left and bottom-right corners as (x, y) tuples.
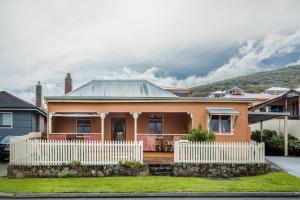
(66, 79), (177, 97)
(91, 79), (148, 82)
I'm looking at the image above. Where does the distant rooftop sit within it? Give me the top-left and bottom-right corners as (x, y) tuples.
(266, 87), (290, 91)
(67, 80), (178, 98)
(0, 91), (46, 116)
(0, 91), (36, 108)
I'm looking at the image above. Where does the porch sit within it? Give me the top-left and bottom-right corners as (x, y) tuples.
(48, 112), (192, 153)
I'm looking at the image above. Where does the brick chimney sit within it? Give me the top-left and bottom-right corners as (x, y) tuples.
(65, 73), (72, 94)
(36, 81), (42, 108)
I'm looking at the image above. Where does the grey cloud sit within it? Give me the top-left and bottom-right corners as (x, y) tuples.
(1, 0), (300, 102)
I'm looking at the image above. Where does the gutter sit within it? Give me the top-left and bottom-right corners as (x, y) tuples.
(45, 96), (255, 103)
(0, 108), (47, 117)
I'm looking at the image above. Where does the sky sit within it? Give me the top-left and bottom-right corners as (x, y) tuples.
(1, 0), (300, 104)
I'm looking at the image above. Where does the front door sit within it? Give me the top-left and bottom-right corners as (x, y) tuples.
(111, 118), (126, 140)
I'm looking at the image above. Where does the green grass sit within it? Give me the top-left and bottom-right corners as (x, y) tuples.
(0, 172), (299, 193)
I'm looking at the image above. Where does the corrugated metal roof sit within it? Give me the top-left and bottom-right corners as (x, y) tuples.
(207, 108), (240, 115)
(248, 111), (289, 124)
(67, 80), (178, 97)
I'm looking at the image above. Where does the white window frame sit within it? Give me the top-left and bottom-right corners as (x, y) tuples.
(208, 114), (237, 135)
(0, 112), (13, 129)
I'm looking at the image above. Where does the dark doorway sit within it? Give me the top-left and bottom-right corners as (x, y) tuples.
(111, 118), (126, 140)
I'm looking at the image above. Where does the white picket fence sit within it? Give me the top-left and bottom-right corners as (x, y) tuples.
(10, 137), (143, 166)
(174, 141), (265, 164)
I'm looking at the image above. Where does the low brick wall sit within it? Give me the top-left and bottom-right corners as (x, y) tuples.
(173, 163), (271, 178)
(8, 163), (271, 179)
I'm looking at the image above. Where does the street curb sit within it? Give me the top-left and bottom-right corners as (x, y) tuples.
(0, 192), (300, 198)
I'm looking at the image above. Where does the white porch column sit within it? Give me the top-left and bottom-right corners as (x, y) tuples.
(47, 112), (53, 140)
(187, 112), (193, 129)
(48, 112), (53, 134)
(284, 115), (288, 156)
(131, 112), (141, 141)
(98, 113), (108, 140)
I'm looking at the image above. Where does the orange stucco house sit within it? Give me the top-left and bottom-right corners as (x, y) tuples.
(45, 74), (253, 154)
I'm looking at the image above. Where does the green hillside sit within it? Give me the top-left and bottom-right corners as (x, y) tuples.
(191, 65), (300, 97)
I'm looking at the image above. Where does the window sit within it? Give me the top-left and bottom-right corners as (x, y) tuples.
(290, 102), (299, 117)
(209, 115), (232, 134)
(0, 113), (12, 128)
(148, 115), (163, 134)
(77, 118), (91, 133)
(270, 105), (284, 112)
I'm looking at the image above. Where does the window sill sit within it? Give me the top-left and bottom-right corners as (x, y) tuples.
(214, 132), (234, 136)
(0, 126), (13, 129)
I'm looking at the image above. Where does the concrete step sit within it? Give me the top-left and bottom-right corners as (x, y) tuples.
(148, 164), (173, 176)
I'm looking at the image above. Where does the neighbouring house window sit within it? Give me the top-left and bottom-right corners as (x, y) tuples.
(291, 102), (298, 117)
(270, 105), (284, 112)
(209, 115), (232, 134)
(259, 107), (266, 112)
(148, 115), (163, 134)
(0, 113), (12, 128)
(77, 118), (91, 133)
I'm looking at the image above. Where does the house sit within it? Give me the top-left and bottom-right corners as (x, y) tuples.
(249, 89), (300, 139)
(45, 73), (252, 160)
(0, 82), (47, 140)
(209, 86), (276, 106)
(265, 87), (290, 95)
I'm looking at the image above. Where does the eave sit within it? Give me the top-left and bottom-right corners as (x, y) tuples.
(45, 96), (255, 103)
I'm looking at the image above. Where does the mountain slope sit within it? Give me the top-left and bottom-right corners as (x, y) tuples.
(191, 65), (300, 97)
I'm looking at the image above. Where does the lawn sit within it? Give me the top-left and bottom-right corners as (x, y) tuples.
(0, 172), (299, 193)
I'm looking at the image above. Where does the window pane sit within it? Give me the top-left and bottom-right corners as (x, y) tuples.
(84, 126), (91, 133)
(155, 122), (162, 134)
(77, 126), (84, 133)
(221, 116), (231, 133)
(210, 115), (219, 132)
(0, 113), (12, 127)
(148, 122), (156, 133)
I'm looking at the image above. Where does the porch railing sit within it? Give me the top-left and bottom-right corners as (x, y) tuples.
(10, 133), (143, 166)
(137, 133), (186, 151)
(48, 133), (102, 141)
(174, 141), (265, 164)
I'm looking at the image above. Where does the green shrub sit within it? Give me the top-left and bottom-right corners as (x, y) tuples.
(251, 129), (300, 156)
(119, 160), (144, 169)
(183, 124), (215, 142)
(68, 160), (81, 169)
(57, 168), (79, 178)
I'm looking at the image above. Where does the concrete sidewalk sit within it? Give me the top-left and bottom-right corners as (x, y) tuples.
(267, 156), (300, 178)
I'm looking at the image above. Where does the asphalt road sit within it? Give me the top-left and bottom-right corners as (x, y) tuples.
(0, 198), (299, 200)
